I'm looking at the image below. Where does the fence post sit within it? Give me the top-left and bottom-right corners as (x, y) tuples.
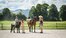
(56, 23), (57, 29)
(1, 23), (3, 30)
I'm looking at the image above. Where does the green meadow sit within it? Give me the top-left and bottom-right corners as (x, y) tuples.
(0, 21), (66, 30)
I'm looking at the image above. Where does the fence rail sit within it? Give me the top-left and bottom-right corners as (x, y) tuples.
(0, 22), (66, 30)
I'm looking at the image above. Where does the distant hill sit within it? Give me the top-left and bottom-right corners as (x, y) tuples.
(0, 9), (30, 17)
(12, 9), (30, 17)
(22, 9), (29, 17)
(0, 9), (3, 13)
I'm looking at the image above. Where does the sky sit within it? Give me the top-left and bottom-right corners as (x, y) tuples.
(0, 0), (66, 11)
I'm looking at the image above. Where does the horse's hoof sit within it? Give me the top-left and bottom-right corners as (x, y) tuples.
(14, 31), (15, 33)
(17, 32), (18, 33)
(22, 32), (25, 33)
(34, 32), (36, 33)
(40, 32), (43, 33)
(19, 32), (20, 33)
(10, 31), (12, 33)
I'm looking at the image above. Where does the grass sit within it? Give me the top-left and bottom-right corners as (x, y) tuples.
(0, 21), (66, 30)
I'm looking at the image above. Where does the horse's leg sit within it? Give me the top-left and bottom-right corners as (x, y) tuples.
(18, 27), (20, 33)
(10, 24), (13, 33)
(18, 25), (20, 33)
(28, 24), (30, 32)
(29, 26), (31, 32)
(17, 27), (20, 33)
(34, 23), (36, 32)
(13, 25), (15, 33)
(29, 25), (32, 32)
(31, 26), (33, 32)
(17, 28), (18, 33)
(19, 27), (20, 33)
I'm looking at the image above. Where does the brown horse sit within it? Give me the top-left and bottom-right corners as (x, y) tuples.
(27, 17), (36, 32)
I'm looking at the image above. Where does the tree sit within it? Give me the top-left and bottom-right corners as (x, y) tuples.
(2, 8), (11, 20)
(33, 3), (49, 20)
(11, 13), (16, 20)
(48, 4), (59, 21)
(17, 12), (26, 20)
(0, 13), (3, 20)
(29, 4), (42, 20)
(29, 3), (49, 21)
(60, 5), (66, 21)
(17, 12), (23, 20)
(29, 6), (36, 19)
(33, 4), (42, 20)
(41, 3), (49, 20)
(21, 15), (26, 20)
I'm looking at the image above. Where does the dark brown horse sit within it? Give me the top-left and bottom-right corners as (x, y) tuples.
(27, 17), (37, 32)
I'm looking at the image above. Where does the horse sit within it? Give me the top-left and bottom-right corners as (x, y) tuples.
(10, 20), (21, 33)
(27, 17), (36, 32)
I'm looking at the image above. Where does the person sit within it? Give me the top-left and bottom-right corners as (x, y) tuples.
(39, 15), (43, 33)
(15, 16), (18, 24)
(15, 16), (19, 28)
(21, 19), (25, 33)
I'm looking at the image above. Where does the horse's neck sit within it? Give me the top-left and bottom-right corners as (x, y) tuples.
(32, 19), (36, 24)
(33, 19), (36, 22)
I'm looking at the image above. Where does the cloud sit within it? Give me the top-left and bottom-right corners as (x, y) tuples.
(0, 0), (66, 11)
